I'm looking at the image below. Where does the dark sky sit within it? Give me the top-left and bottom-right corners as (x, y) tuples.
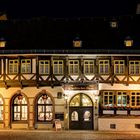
(0, 0), (139, 19)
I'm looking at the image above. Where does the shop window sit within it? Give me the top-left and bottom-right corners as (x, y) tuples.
(131, 92), (140, 107)
(117, 92), (127, 107)
(37, 94), (53, 122)
(12, 94), (28, 121)
(103, 91), (114, 107)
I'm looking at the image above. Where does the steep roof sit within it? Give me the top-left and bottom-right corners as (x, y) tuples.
(0, 15), (140, 54)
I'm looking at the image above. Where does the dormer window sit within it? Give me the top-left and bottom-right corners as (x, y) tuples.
(73, 37), (82, 48)
(0, 38), (6, 48)
(124, 36), (133, 47)
(110, 21), (118, 28)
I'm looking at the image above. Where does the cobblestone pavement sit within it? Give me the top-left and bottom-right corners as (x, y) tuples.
(0, 130), (140, 140)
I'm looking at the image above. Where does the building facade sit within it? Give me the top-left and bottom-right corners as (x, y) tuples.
(0, 15), (140, 131)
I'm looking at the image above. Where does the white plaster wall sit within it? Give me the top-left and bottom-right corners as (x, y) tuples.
(98, 118), (140, 131)
(100, 83), (140, 90)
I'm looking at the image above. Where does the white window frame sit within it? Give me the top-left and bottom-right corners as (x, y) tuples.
(21, 59), (31, 73)
(9, 60), (18, 74)
(99, 60), (109, 74)
(114, 60), (125, 74)
(53, 60), (63, 74)
(129, 61), (140, 75)
(84, 60), (94, 75)
(39, 60), (50, 74)
(68, 60), (79, 75)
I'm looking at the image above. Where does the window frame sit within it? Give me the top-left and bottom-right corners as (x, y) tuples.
(84, 60), (94, 75)
(68, 60), (79, 75)
(99, 60), (110, 75)
(39, 60), (50, 74)
(103, 91), (114, 107)
(8, 59), (19, 74)
(129, 61), (140, 75)
(37, 94), (54, 122)
(114, 60), (125, 75)
(53, 60), (63, 75)
(116, 91), (127, 107)
(130, 92), (140, 107)
(21, 59), (32, 74)
(12, 94), (28, 122)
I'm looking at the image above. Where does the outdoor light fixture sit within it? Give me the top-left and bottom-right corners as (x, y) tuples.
(0, 37), (6, 48)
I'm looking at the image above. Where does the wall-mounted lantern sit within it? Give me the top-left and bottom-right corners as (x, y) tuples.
(0, 37), (6, 48)
(124, 36), (133, 47)
(73, 37), (82, 48)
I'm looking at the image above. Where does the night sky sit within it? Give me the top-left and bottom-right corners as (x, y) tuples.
(0, 0), (139, 19)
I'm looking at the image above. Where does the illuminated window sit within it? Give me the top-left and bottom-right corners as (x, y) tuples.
(99, 60), (109, 74)
(39, 60), (50, 74)
(0, 97), (3, 121)
(21, 59), (31, 73)
(110, 21), (118, 28)
(117, 92), (127, 107)
(12, 94), (28, 121)
(53, 60), (63, 74)
(129, 61), (140, 75)
(131, 92), (140, 107)
(71, 111), (78, 121)
(69, 60), (79, 75)
(0, 38), (6, 48)
(84, 60), (94, 74)
(124, 36), (133, 47)
(103, 91), (114, 107)
(114, 60), (125, 74)
(37, 94), (53, 122)
(9, 60), (18, 74)
(73, 37), (82, 48)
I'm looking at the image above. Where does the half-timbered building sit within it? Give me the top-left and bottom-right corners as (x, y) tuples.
(0, 14), (140, 131)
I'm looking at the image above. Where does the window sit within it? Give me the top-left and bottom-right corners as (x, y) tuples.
(0, 97), (3, 121)
(114, 60), (125, 74)
(21, 59), (31, 73)
(39, 60), (50, 74)
(103, 91), (114, 107)
(12, 94), (28, 121)
(53, 60), (63, 74)
(129, 61), (140, 75)
(131, 92), (140, 107)
(84, 60), (94, 74)
(99, 60), (109, 74)
(110, 21), (118, 28)
(69, 60), (79, 75)
(117, 92), (127, 107)
(124, 36), (133, 47)
(9, 60), (18, 74)
(37, 94), (53, 122)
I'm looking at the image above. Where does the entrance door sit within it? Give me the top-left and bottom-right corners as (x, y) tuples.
(69, 93), (93, 130)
